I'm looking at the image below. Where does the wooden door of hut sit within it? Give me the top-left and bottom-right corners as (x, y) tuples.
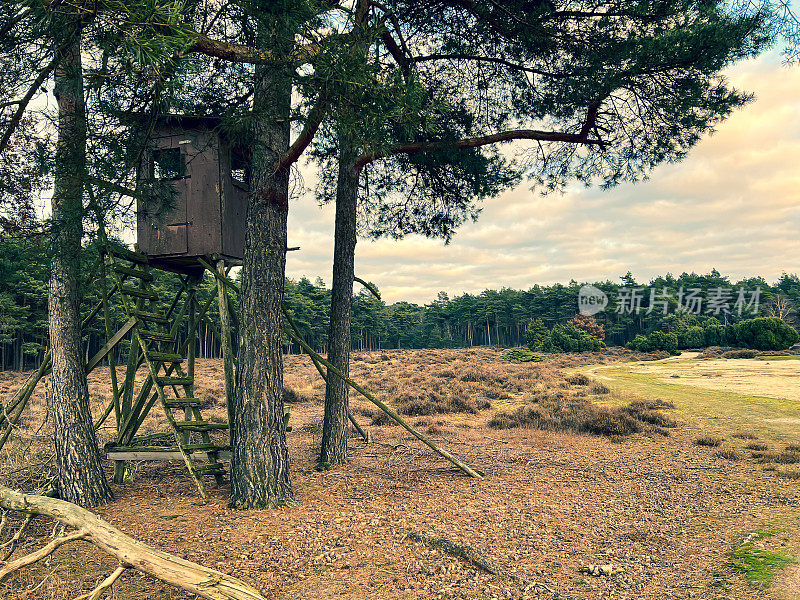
(137, 115), (249, 273)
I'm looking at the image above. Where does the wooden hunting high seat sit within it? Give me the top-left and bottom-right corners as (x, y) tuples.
(103, 246), (230, 499)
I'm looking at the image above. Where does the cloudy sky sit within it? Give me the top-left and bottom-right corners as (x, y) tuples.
(284, 51), (800, 304)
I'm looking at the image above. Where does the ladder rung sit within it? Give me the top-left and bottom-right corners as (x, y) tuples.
(120, 285), (158, 300)
(148, 351), (184, 363)
(157, 376), (193, 387)
(173, 421), (228, 431)
(108, 246), (149, 264)
(135, 311), (169, 324)
(193, 464), (226, 476)
(105, 445), (175, 453)
(114, 265), (153, 281)
(131, 432), (173, 443)
(139, 330), (174, 342)
(163, 397), (204, 408)
(182, 443), (229, 453)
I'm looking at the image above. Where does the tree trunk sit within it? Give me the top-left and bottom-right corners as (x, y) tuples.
(229, 62), (294, 509)
(48, 24), (112, 507)
(320, 136), (358, 466)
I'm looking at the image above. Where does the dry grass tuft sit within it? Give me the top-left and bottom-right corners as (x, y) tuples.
(487, 393), (676, 438)
(394, 389), (490, 417)
(283, 386), (312, 404)
(722, 349), (758, 359)
(715, 449), (742, 461)
(565, 373), (590, 386)
(755, 451), (800, 464)
(745, 442), (769, 451)
(695, 436), (724, 447)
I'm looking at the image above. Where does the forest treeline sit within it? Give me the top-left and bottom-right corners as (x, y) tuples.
(2, 229), (798, 370)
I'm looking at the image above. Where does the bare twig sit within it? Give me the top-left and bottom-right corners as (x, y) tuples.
(74, 564), (128, 600)
(1, 513), (34, 560)
(0, 53), (61, 155)
(0, 528), (88, 583)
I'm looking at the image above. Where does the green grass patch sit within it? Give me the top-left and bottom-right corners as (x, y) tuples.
(579, 364), (800, 445)
(729, 529), (795, 589)
(755, 355), (800, 361)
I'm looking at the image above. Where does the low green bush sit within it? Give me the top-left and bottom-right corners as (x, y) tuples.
(678, 325), (705, 349)
(703, 323), (725, 347)
(526, 320), (605, 353)
(502, 348), (546, 362)
(542, 323), (605, 353)
(626, 331), (679, 355)
(735, 317), (799, 351)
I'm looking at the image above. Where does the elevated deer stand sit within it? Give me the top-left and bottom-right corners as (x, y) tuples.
(0, 116), (483, 497)
(0, 246), (239, 500)
(1, 116), (247, 499)
(105, 115), (249, 497)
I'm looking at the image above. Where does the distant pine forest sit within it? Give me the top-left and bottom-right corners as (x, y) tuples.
(1, 232), (799, 370)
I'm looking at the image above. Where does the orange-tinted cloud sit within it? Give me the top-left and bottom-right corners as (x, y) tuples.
(287, 53), (800, 303)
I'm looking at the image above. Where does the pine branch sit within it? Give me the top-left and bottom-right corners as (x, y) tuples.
(356, 124), (606, 172)
(274, 95), (328, 173)
(0, 53), (61, 155)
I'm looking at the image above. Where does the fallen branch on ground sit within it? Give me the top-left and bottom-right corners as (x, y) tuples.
(0, 485), (268, 600)
(0, 528), (88, 582)
(405, 530), (556, 596)
(1, 513), (34, 560)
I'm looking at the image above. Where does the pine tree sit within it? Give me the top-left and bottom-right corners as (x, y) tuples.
(316, 0), (771, 465)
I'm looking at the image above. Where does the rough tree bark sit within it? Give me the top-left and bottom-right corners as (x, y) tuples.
(229, 60), (294, 508)
(48, 19), (112, 506)
(319, 136), (358, 466)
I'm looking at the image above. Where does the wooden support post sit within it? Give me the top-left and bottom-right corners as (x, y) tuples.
(184, 276), (200, 446)
(114, 323), (140, 484)
(0, 353), (50, 429)
(85, 317), (137, 374)
(296, 334), (369, 443)
(216, 260), (236, 449)
(0, 356), (49, 451)
(100, 257), (122, 429)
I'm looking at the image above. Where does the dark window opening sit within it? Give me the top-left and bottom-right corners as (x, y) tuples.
(152, 148), (184, 180)
(231, 150), (250, 187)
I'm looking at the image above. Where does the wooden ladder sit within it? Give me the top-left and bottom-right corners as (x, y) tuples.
(105, 247), (228, 499)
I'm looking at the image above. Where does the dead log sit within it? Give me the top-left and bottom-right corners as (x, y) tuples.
(0, 485), (268, 600)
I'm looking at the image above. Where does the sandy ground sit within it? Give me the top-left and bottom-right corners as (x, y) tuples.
(1, 348), (799, 600)
(624, 357), (800, 402)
